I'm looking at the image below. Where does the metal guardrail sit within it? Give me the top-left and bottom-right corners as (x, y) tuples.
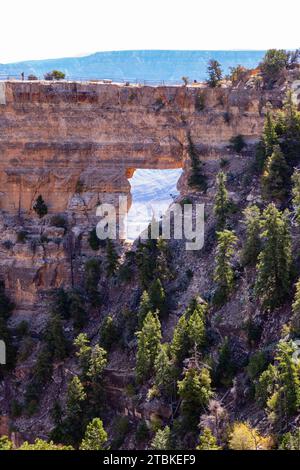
(0, 73), (192, 86)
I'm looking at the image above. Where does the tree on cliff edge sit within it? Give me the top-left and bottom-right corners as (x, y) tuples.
(33, 195), (48, 218)
(207, 60), (223, 88)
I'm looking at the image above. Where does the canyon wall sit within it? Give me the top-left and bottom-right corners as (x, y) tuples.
(0, 80), (283, 317)
(0, 80), (283, 215)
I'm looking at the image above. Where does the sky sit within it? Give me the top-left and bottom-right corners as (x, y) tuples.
(0, 0), (299, 63)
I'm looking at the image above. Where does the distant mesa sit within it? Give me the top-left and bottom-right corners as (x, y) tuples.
(0, 50), (266, 83)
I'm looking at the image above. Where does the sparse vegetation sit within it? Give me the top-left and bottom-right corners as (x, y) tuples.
(44, 70), (66, 80)
(207, 60), (223, 88)
(229, 134), (246, 153)
(33, 195), (48, 218)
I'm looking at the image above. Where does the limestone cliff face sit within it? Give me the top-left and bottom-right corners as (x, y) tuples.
(0, 80), (283, 316)
(0, 81), (282, 214)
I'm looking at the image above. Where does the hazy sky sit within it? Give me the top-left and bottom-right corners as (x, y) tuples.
(1, 0), (299, 63)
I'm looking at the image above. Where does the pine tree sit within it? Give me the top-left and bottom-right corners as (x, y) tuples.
(149, 278), (167, 318)
(66, 375), (86, 417)
(33, 195), (48, 218)
(74, 333), (91, 375)
(215, 337), (236, 387)
(49, 400), (65, 443)
(274, 341), (300, 420)
(84, 258), (101, 307)
(214, 172), (230, 230)
(170, 298), (206, 366)
(136, 239), (157, 290)
(64, 375), (87, 445)
(255, 363), (277, 407)
(88, 228), (102, 251)
(261, 145), (289, 201)
(105, 239), (119, 276)
(68, 289), (86, 329)
(187, 133), (207, 191)
(292, 169), (300, 224)
(277, 90), (300, 165)
(207, 60), (223, 87)
(241, 205), (261, 266)
(136, 238), (158, 289)
(99, 315), (118, 350)
(280, 429), (300, 450)
(257, 340), (300, 426)
(138, 291), (152, 327)
(154, 344), (175, 396)
(171, 313), (190, 366)
(45, 313), (68, 360)
(254, 204), (291, 310)
(86, 345), (107, 381)
(260, 49), (289, 88)
(213, 230), (237, 303)
(196, 428), (221, 450)
(187, 302), (206, 351)
(50, 287), (70, 319)
(178, 367), (213, 428)
(135, 311), (162, 383)
(80, 418), (107, 450)
(291, 278), (300, 334)
(156, 237), (172, 281)
(151, 426), (171, 450)
(263, 111), (278, 157)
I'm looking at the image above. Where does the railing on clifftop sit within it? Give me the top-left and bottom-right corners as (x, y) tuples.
(0, 73), (200, 86)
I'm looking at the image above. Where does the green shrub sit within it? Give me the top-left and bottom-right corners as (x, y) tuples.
(214, 337), (236, 387)
(195, 93), (205, 112)
(185, 269), (193, 280)
(229, 135), (246, 153)
(17, 230), (28, 243)
(244, 318), (263, 346)
(99, 315), (119, 350)
(88, 228), (101, 251)
(220, 157), (229, 168)
(187, 133), (207, 191)
(10, 399), (23, 418)
(111, 416), (130, 449)
(259, 49), (289, 87)
(246, 351), (268, 380)
(44, 70), (65, 80)
(135, 421), (150, 443)
(40, 234), (49, 244)
(33, 195), (48, 218)
(85, 258), (101, 307)
(68, 289), (87, 329)
(18, 337), (35, 362)
(223, 111), (231, 124)
(15, 320), (29, 337)
(207, 60), (222, 87)
(50, 214), (68, 230)
(50, 288), (71, 320)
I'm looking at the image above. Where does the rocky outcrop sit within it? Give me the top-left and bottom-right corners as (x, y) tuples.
(0, 80), (282, 214)
(0, 80), (284, 315)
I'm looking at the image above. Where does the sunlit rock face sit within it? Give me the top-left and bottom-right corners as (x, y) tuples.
(0, 80), (283, 315)
(0, 80), (281, 215)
